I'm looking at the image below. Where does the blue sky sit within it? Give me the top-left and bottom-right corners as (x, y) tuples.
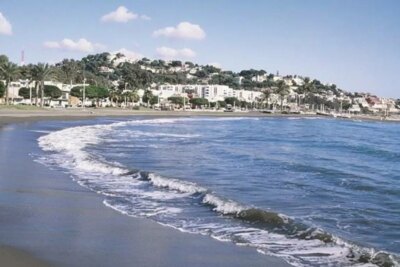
(0, 0), (399, 97)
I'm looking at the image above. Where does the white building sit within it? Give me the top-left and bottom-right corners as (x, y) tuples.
(234, 89), (263, 102)
(1, 79), (30, 99)
(155, 84), (262, 103)
(251, 74), (267, 83)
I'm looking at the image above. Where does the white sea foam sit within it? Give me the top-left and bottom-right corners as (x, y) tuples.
(114, 130), (200, 139)
(30, 130), (52, 133)
(202, 193), (246, 214)
(147, 173), (207, 195)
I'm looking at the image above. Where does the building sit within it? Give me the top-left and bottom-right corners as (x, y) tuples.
(155, 84), (262, 103)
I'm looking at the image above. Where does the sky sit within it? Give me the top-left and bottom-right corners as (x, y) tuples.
(0, 0), (399, 97)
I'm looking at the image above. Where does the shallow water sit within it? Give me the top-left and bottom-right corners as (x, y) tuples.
(37, 117), (400, 266)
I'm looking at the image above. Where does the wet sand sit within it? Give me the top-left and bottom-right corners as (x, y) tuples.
(1, 107), (399, 128)
(0, 117), (292, 267)
(0, 246), (52, 267)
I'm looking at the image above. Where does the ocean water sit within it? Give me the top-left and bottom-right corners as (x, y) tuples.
(36, 117), (400, 267)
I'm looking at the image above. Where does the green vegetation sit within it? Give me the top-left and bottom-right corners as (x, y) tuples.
(225, 97), (240, 107)
(0, 81), (5, 98)
(44, 85), (62, 99)
(167, 96), (188, 107)
(275, 80), (290, 112)
(142, 90), (153, 105)
(217, 100), (227, 108)
(0, 61), (20, 105)
(18, 87), (37, 99)
(149, 95), (159, 105)
(71, 85), (110, 106)
(31, 63), (57, 107)
(190, 97), (208, 107)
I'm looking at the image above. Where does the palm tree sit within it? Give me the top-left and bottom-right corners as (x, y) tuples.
(19, 64), (37, 105)
(260, 87), (272, 109)
(142, 90), (153, 107)
(32, 63), (56, 107)
(60, 59), (78, 86)
(109, 89), (121, 107)
(297, 77), (315, 108)
(0, 62), (20, 105)
(275, 80), (290, 112)
(122, 90), (140, 107)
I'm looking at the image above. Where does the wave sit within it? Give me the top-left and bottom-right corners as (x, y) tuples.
(143, 173), (207, 194)
(37, 118), (400, 267)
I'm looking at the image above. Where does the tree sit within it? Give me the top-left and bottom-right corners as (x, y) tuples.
(225, 97), (240, 107)
(275, 80), (290, 112)
(122, 90), (139, 107)
(260, 88), (272, 109)
(0, 55), (8, 65)
(44, 85), (62, 99)
(170, 60), (182, 67)
(149, 95), (159, 106)
(185, 61), (194, 68)
(241, 79), (255, 90)
(59, 59), (79, 85)
(71, 85), (109, 106)
(109, 89), (121, 106)
(217, 100), (226, 108)
(0, 81), (5, 98)
(32, 63), (56, 107)
(86, 85), (109, 100)
(297, 77), (315, 107)
(19, 87), (37, 99)
(0, 61), (20, 105)
(142, 90), (153, 105)
(168, 96), (185, 107)
(240, 100), (250, 109)
(190, 98), (208, 108)
(117, 62), (152, 89)
(70, 86), (82, 98)
(18, 64), (42, 105)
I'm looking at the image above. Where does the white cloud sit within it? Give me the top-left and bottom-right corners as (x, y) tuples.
(115, 48), (143, 61)
(156, 47), (196, 60)
(43, 38), (105, 53)
(153, 22), (205, 40)
(101, 6), (149, 23)
(0, 12), (12, 35)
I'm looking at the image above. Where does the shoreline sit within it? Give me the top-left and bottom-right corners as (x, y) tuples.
(0, 117), (292, 267)
(1, 107), (400, 128)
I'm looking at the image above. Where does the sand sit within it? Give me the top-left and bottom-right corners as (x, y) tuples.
(1, 107), (399, 127)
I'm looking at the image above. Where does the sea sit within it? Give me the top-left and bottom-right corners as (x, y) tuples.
(36, 116), (400, 267)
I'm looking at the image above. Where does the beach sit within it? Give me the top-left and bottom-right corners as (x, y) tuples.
(1, 106), (399, 127)
(0, 111), (292, 267)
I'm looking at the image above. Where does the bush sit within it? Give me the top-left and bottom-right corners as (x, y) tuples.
(19, 87), (37, 99)
(190, 98), (208, 106)
(44, 85), (62, 99)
